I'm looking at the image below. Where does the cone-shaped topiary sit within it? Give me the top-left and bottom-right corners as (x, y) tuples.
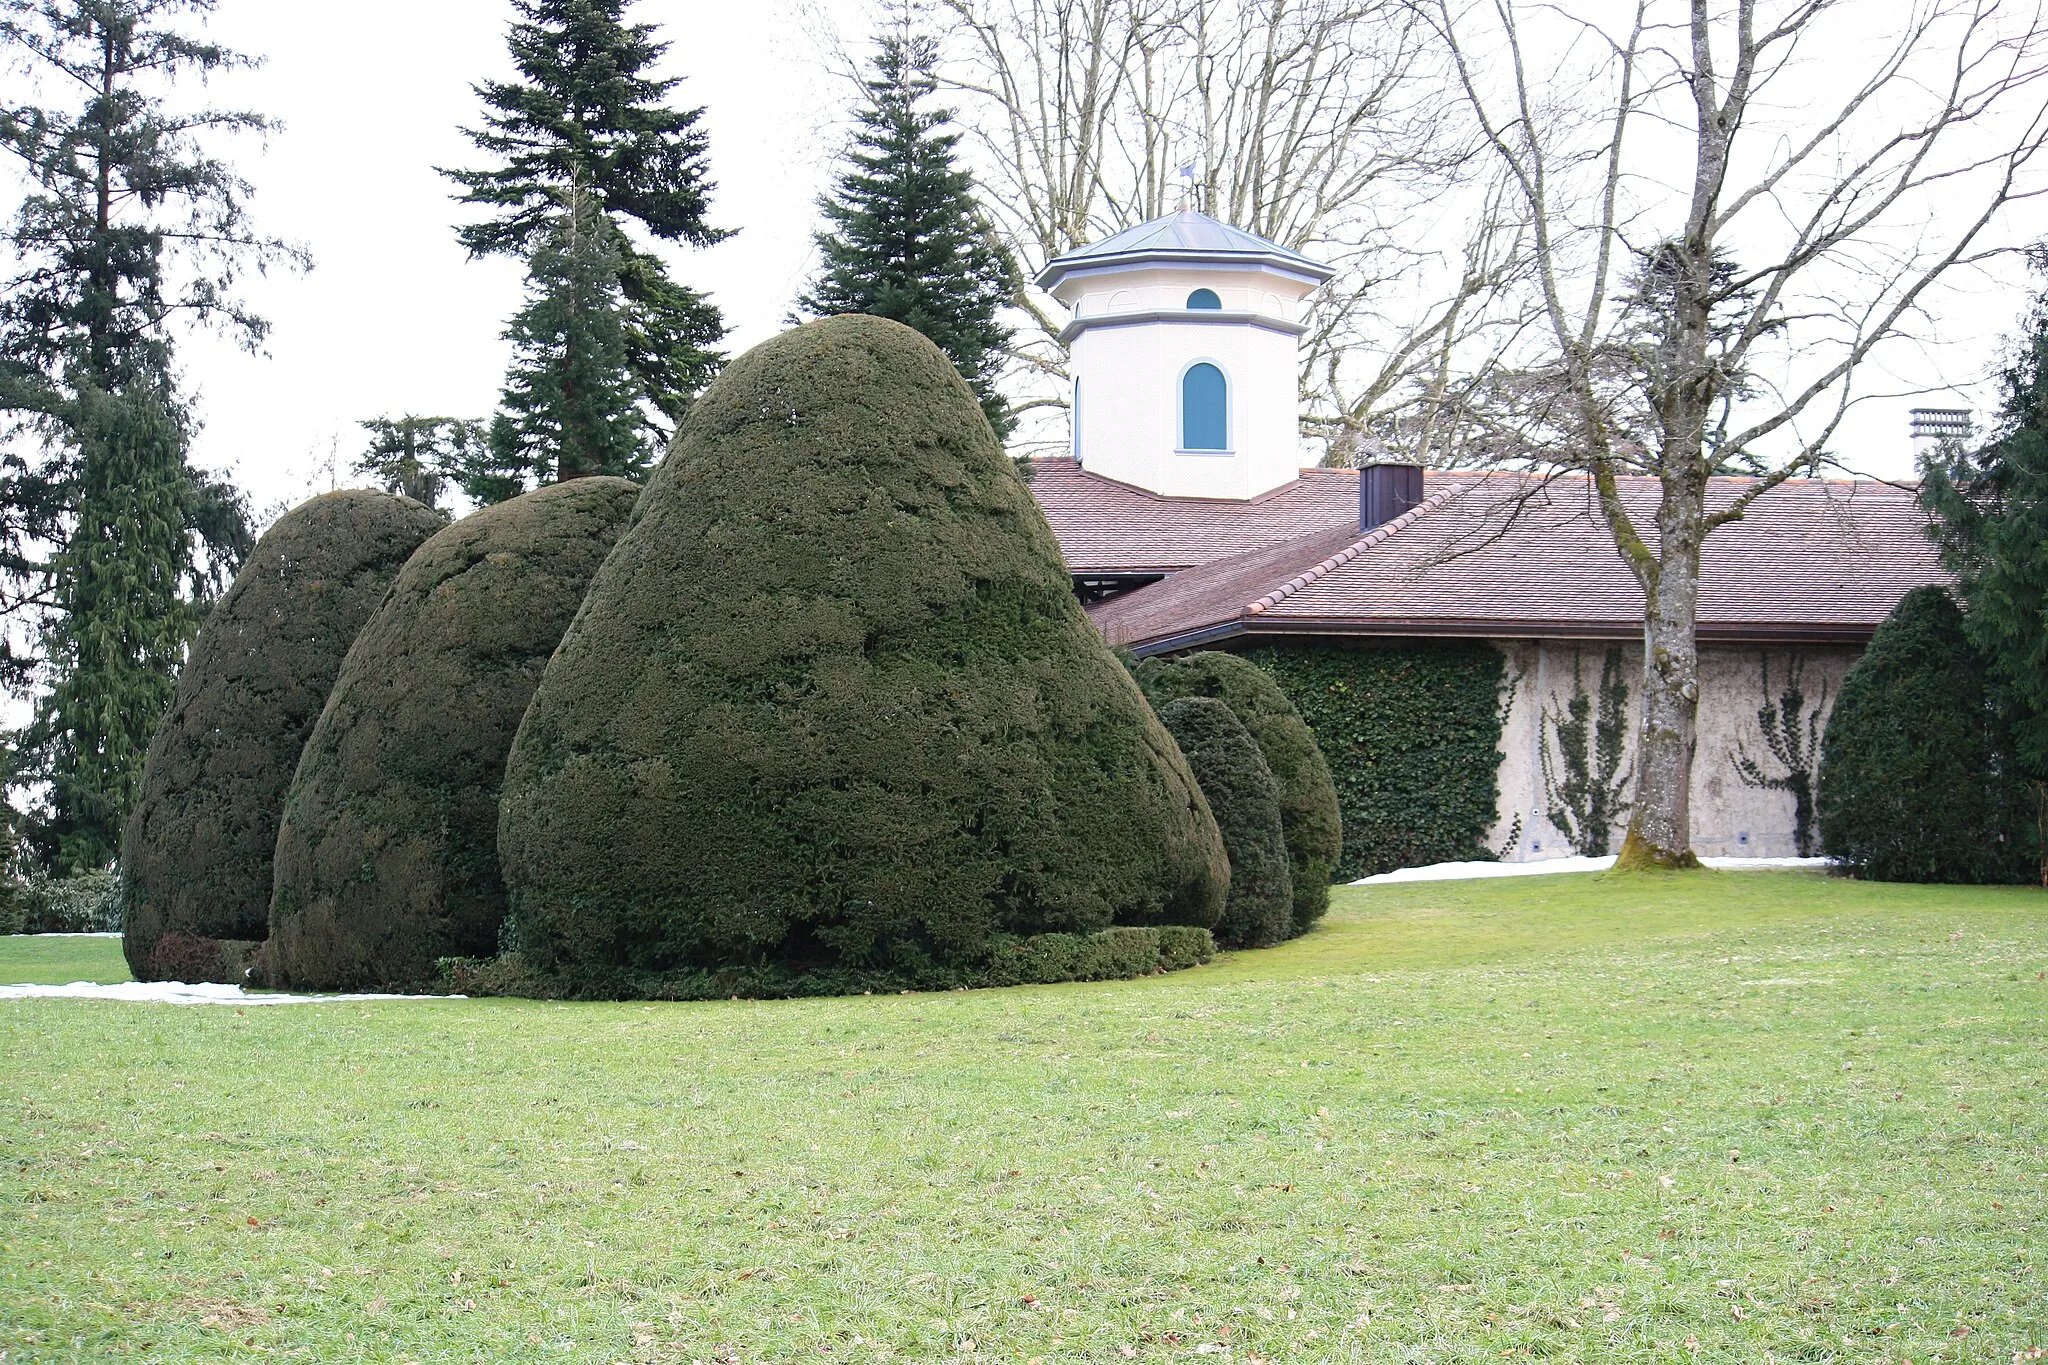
(267, 477), (643, 990)
(1134, 651), (1341, 935)
(1153, 697), (1292, 948)
(120, 491), (445, 981)
(1817, 585), (2037, 883)
(496, 313), (1227, 998)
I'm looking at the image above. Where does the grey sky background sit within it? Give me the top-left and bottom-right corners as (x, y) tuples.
(162, 0), (2022, 513)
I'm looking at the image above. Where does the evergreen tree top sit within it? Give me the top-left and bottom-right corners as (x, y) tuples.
(444, 0), (727, 259)
(797, 24), (1016, 436)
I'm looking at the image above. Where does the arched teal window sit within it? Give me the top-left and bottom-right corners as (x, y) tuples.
(1181, 363), (1228, 450)
(1186, 288), (1222, 310)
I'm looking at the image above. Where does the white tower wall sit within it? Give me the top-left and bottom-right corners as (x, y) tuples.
(1039, 216), (1331, 502)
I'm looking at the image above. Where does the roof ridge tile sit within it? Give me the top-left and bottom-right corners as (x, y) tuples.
(1245, 484), (1465, 616)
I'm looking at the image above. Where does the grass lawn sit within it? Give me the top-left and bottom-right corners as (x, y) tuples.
(2, 871), (2044, 1363)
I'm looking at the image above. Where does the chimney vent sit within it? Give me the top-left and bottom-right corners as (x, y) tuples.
(1910, 407), (1972, 461)
(1359, 460), (1424, 532)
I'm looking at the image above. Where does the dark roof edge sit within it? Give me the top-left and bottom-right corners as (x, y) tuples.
(1056, 309), (1308, 346)
(1037, 250), (1336, 292)
(1120, 617), (1879, 657)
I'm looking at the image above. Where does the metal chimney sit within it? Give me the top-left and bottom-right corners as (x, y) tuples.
(1359, 460), (1424, 531)
(1910, 407), (1972, 462)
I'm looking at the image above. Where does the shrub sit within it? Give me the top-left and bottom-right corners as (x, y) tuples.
(119, 491), (445, 981)
(268, 478), (642, 990)
(1817, 585), (2037, 883)
(1152, 697), (1292, 947)
(1242, 642), (1506, 879)
(439, 925), (1216, 1000)
(497, 314), (1227, 998)
(1134, 651), (1341, 934)
(19, 869), (121, 933)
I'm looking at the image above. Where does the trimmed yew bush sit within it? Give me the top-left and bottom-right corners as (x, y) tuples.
(120, 491), (444, 981)
(268, 478), (642, 990)
(1154, 697), (1293, 948)
(1135, 651), (1341, 934)
(496, 314), (1227, 998)
(1817, 585), (2037, 883)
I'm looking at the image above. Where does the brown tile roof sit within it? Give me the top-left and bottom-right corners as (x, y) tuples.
(1062, 470), (1948, 651)
(1028, 457), (1370, 573)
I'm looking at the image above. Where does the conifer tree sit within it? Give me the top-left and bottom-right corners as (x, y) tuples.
(488, 181), (651, 488)
(799, 24), (1017, 437)
(355, 416), (484, 511)
(445, 0), (726, 490)
(0, 0), (295, 868)
(1921, 255), (2048, 882)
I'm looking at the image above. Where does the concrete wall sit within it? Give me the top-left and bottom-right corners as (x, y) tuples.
(1487, 639), (1862, 860)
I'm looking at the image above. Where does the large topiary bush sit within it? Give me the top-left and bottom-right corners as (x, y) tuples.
(1817, 585), (2037, 883)
(267, 478), (642, 990)
(1153, 697), (1292, 948)
(120, 491), (444, 981)
(495, 313), (1227, 998)
(1135, 651), (1341, 934)
(1242, 642), (1506, 879)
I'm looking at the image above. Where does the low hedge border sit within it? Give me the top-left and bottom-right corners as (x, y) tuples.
(438, 925), (1215, 1001)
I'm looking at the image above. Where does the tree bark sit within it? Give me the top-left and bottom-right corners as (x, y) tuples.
(1616, 480), (1706, 871)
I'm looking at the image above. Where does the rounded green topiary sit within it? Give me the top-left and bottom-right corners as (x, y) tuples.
(1817, 585), (2037, 883)
(267, 477), (643, 990)
(496, 313), (1227, 998)
(1153, 697), (1293, 948)
(120, 490), (444, 981)
(1135, 651), (1342, 934)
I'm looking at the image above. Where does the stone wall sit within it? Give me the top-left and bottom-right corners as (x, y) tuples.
(1488, 640), (1862, 861)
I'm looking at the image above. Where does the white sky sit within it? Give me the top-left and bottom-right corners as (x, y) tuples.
(112, 0), (2035, 509)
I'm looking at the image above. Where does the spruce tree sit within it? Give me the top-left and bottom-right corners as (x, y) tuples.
(0, 0), (296, 868)
(445, 0), (726, 490)
(1921, 255), (2048, 881)
(488, 181), (651, 487)
(26, 386), (193, 871)
(355, 416), (484, 511)
(798, 26), (1017, 437)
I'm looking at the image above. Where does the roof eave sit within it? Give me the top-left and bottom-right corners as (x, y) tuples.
(1035, 249), (1337, 292)
(1115, 615), (1884, 656)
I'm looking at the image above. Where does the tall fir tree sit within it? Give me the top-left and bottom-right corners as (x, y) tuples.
(445, 0), (727, 491)
(0, 0), (294, 869)
(355, 416), (485, 511)
(489, 180), (651, 488)
(1921, 252), (2048, 883)
(798, 25), (1017, 437)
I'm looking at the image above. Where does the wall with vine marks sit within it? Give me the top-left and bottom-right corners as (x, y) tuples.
(1492, 641), (1862, 861)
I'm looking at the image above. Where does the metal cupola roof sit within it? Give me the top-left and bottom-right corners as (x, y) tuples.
(1035, 210), (1336, 292)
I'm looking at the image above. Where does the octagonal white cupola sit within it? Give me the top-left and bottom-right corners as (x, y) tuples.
(1039, 211), (1333, 501)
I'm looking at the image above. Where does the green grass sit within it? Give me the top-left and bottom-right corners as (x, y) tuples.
(3, 871), (2045, 1363)
(0, 933), (126, 987)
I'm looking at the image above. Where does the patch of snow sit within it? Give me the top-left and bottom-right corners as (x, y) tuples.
(16, 931), (122, 938)
(1351, 854), (1831, 885)
(0, 980), (465, 1005)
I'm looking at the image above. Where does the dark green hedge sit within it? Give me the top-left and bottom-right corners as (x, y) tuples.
(1134, 651), (1341, 934)
(268, 477), (642, 990)
(1817, 586), (2038, 883)
(1155, 697), (1292, 948)
(441, 925), (1215, 1000)
(1240, 641), (1506, 879)
(120, 491), (445, 981)
(497, 315), (1227, 998)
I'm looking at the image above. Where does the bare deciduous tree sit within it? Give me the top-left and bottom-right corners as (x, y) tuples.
(1428, 0), (2048, 868)
(934, 0), (1528, 452)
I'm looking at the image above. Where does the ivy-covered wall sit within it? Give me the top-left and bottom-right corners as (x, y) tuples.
(1238, 641), (1507, 879)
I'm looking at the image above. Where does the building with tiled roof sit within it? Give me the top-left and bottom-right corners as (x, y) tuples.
(1025, 212), (1947, 868)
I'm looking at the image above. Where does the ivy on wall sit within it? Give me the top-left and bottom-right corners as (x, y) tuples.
(1240, 641), (1507, 879)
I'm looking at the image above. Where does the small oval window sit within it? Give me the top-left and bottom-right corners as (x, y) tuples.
(1186, 288), (1222, 310)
